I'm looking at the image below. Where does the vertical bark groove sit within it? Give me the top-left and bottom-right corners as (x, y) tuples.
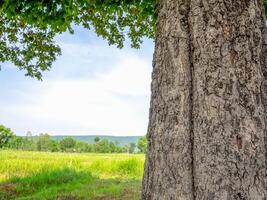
(188, 0), (196, 199)
(142, 0), (195, 199)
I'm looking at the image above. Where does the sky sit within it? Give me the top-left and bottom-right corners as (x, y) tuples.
(0, 25), (154, 136)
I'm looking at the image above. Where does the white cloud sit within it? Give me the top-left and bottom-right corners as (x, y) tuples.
(0, 52), (152, 136)
(101, 55), (151, 96)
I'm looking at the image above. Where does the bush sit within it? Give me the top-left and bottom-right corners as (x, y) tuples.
(0, 125), (14, 148)
(59, 137), (76, 152)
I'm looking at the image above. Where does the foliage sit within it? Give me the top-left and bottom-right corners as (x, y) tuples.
(0, 15), (61, 80)
(7, 136), (24, 149)
(0, 0), (156, 79)
(8, 135), (35, 151)
(36, 133), (58, 152)
(109, 141), (123, 153)
(137, 136), (147, 153)
(0, 125), (14, 148)
(94, 136), (100, 143)
(129, 142), (136, 153)
(1, 127), (145, 154)
(75, 141), (93, 153)
(0, 150), (144, 199)
(59, 137), (76, 152)
(0, 126), (144, 154)
(1, 0), (156, 46)
(95, 139), (111, 153)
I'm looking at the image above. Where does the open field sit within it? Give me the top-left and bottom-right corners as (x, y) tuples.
(0, 150), (145, 200)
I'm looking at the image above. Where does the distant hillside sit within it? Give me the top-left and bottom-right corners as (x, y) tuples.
(51, 135), (143, 146)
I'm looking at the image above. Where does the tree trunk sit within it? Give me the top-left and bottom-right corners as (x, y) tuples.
(142, 0), (267, 199)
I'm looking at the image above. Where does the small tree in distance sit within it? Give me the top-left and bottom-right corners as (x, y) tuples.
(137, 136), (147, 153)
(0, 125), (14, 148)
(129, 143), (136, 154)
(59, 137), (76, 152)
(94, 137), (100, 143)
(36, 133), (55, 151)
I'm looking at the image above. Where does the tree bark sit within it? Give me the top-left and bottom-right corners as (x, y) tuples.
(142, 0), (267, 199)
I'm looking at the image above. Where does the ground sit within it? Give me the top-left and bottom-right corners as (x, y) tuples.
(0, 150), (144, 200)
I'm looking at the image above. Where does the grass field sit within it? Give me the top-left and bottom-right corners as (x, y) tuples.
(0, 150), (145, 200)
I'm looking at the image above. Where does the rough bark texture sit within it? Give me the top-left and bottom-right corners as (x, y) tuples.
(142, 0), (267, 199)
(141, 0), (194, 199)
(191, 0), (267, 199)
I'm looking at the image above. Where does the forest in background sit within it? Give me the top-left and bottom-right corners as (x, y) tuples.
(0, 125), (147, 154)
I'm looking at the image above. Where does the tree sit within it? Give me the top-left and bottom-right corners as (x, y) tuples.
(26, 131), (33, 141)
(94, 137), (100, 143)
(1, 1), (267, 199)
(49, 140), (59, 152)
(36, 133), (54, 151)
(0, 125), (14, 148)
(59, 137), (76, 152)
(109, 142), (117, 153)
(0, 0), (155, 80)
(75, 141), (91, 153)
(95, 139), (110, 153)
(129, 142), (136, 154)
(137, 136), (147, 153)
(7, 136), (24, 149)
(122, 145), (130, 153)
(142, 1), (267, 199)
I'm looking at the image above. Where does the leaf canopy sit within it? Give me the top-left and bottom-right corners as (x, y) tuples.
(0, 0), (266, 79)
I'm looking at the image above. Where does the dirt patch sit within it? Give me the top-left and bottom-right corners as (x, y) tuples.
(56, 194), (79, 200)
(0, 183), (18, 199)
(95, 194), (117, 200)
(0, 183), (16, 192)
(121, 185), (140, 200)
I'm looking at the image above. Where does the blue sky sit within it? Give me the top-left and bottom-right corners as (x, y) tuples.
(0, 26), (154, 136)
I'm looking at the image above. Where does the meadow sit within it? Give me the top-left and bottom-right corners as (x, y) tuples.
(0, 150), (145, 200)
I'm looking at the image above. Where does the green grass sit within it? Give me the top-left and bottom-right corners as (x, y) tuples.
(0, 150), (145, 200)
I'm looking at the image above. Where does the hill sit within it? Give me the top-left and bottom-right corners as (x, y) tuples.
(51, 135), (142, 146)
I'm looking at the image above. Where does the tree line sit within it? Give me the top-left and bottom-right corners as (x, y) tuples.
(0, 125), (147, 154)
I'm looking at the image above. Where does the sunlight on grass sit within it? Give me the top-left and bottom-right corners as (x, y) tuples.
(0, 150), (145, 199)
